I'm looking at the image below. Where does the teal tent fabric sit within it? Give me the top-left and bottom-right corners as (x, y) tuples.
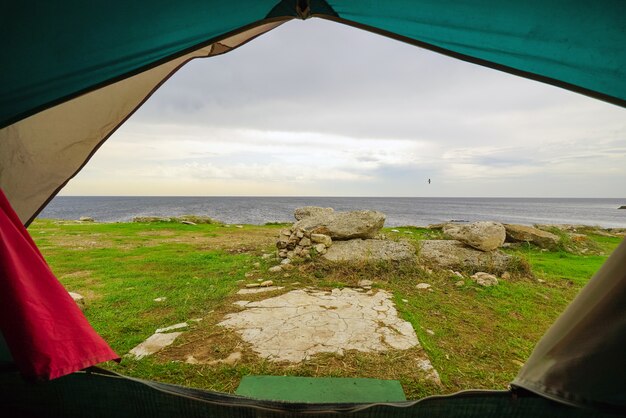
(1, 1), (625, 128)
(0, 1), (291, 128)
(316, 0), (626, 107)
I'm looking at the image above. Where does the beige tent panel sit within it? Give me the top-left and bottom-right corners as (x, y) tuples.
(0, 20), (287, 225)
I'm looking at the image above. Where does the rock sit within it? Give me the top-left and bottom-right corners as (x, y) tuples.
(253, 262), (260, 268)
(416, 283), (431, 290)
(269, 266), (282, 273)
(504, 224), (560, 249)
(313, 243), (327, 254)
(153, 297), (166, 302)
(127, 332), (182, 359)
(238, 286), (284, 295)
(181, 220), (196, 225)
(260, 280), (274, 287)
(358, 279), (373, 287)
(281, 258), (291, 265)
(391, 229), (400, 233)
(619, 205), (626, 209)
(79, 216), (94, 222)
(427, 223), (447, 230)
(294, 206), (335, 220)
(299, 237), (311, 247)
(155, 323), (188, 333)
(293, 210), (385, 240)
(443, 221), (506, 252)
(68, 292), (85, 310)
(426, 329), (435, 336)
(235, 225), (243, 229)
(262, 253), (273, 259)
(501, 271), (512, 280)
(310, 233), (332, 247)
(323, 239), (416, 262)
(244, 272), (254, 278)
(245, 283), (261, 288)
(455, 280), (464, 287)
(569, 233), (587, 242)
(281, 263), (295, 271)
(418, 240), (514, 274)
(471, 272), (498, 287)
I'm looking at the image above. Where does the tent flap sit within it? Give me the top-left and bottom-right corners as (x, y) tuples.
(0, 189), (118, 379)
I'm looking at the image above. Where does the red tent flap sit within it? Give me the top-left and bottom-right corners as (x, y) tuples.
(0, 189), (118, 379)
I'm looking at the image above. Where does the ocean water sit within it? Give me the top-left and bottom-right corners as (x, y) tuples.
(37, 196), (626, 228)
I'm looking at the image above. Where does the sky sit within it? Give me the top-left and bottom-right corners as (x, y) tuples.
(60, 19), (626, 198)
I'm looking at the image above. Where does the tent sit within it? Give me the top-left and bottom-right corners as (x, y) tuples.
(1, 1), (624, 416)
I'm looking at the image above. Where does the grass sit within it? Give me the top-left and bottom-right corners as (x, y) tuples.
(29, 219), (623, 399)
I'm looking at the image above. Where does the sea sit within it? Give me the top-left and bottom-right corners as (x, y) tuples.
(37, 197), (626, 228)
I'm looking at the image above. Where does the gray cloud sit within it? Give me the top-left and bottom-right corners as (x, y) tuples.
(62, 18), (626, 198)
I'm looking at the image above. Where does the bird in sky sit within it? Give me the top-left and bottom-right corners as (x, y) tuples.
(428, 178), (431, 184)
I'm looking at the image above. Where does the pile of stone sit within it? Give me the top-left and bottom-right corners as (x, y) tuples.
(274, 207), (415, 264)
(276, 226), (333, 260)
(419, 221), (513, 274)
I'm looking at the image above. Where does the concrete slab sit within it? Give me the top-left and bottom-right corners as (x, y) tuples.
(219, 288), (420, 363)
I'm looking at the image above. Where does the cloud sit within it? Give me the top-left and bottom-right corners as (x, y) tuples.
(60, 18), (626, 198)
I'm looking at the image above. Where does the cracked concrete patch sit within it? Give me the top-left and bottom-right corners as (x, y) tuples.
(218, 288), (421, 363)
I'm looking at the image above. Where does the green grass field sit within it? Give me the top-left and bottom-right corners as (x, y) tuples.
(29, 219), (623, 399)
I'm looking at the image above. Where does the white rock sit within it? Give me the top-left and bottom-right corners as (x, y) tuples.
(155, 323), (188, 334)
(261, 253), (273, 259)
(391, 229), (400, 233)
(310, 233), (332, 247)
(237, 286), (285, 295)
(418, 240), (514, 274)
(269, 266), (282, 273)
(443, 221), (506, 252)
(79, 216), (94, 222)
(416, 283), (431, 290)
(281, 258), (291, 265)
(293, 210), (385, 240)
(504, 224), (560, 250)
(127, 332), (182, 359)
(260, 280), (273, 287)
(471, 272), (499, 287)
(455, 280), (464, 287)
(358, 279), (373, 287)
(426, 329), (435, 336)
(153, 297), (166, 302)
(323, 239), (416, 262)
(294, 206), (335, 220)
(68, 292), (86, 310)
(235, 225), (243, 229)
(313, 243), (327, 254)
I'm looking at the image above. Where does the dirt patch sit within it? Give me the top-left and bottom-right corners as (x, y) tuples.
(60, 270), (93, 279)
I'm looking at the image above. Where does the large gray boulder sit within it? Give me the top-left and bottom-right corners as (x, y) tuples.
(443, 221), (506, 252)
(504, 224), (560, 249)
(418, 240), (514, 274)
(294, 210), (385, 240)
(294, 206), (335, 220)
(323, 239), (416, 262)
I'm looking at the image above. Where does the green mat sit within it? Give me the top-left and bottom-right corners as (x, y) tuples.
(235, 376), (406, 403)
